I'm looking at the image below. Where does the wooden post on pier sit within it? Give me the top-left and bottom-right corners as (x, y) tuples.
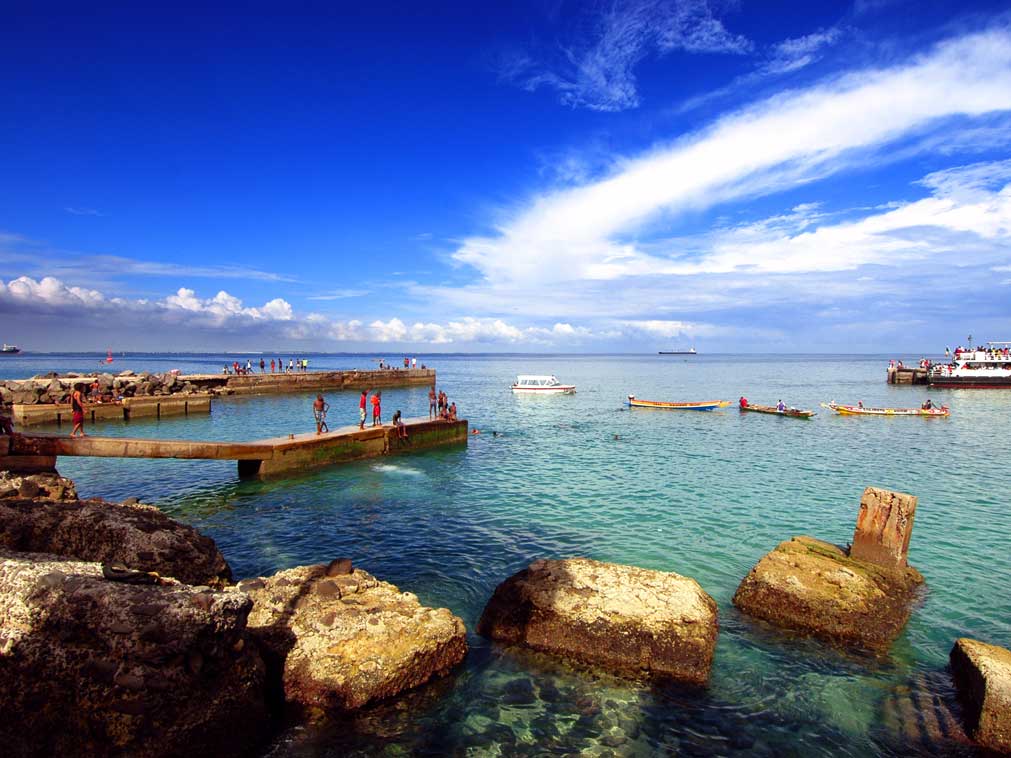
(850, 487), (917, 570)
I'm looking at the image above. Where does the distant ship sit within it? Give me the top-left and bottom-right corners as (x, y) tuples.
(1, 343), (20, 354)
(658, 347), (696, 355)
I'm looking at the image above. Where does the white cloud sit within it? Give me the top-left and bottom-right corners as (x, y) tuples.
(0, 277), (607, 348)
(501, 0), (749, 112)
(763, 28), (843, 76)
(456, 29), (1011, 299)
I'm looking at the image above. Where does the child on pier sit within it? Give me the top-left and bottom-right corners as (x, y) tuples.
(371, 391), (382, 426)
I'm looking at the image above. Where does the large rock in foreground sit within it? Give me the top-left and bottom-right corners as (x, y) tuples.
(0, 551), (266, 758)
(239, 560), (467, 711)
(0, 497), (232, 587)
(733, 536), (924, 650)
(477, 557), (718, 685)
(950, 638), (1011, 753)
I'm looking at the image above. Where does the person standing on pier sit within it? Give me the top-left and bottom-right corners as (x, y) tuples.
(359, 389), (368, 429)
(428, 386), (437, 419)
(270, 358), (276, 373)
(372, 390), (382, 426)
(313, 394), (329, 435)
(70, 384), (86, 437)
(260, 358), (265, 373)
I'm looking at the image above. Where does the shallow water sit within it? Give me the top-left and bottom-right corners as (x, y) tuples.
(5, 352), (1008, 755)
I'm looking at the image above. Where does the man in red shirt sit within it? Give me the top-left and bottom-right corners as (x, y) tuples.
(359, 389), (368, 429)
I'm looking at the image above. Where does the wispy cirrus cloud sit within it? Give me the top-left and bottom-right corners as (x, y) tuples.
(306, 289), (370, 301)
(500, 0), (750, 112)
(64, 206), (104, 216)
(457, 29), (1011, 294)
(677, 26), (845, 113)
(0, 233), (297, 286)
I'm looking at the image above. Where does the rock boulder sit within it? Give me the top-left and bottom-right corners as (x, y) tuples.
(0, 496), (232, 587)
(732, 536), (924, 650)
(0, 551), (267, 758)
(239, 560), (467, 711)
(477, 557), (718, 685)
(0, 471), (78, 501)
(950, 638), (1011, 753)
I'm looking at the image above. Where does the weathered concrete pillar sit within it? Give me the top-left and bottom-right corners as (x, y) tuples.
(950, 638), (1011, 753)
(850, 487), (917, 570)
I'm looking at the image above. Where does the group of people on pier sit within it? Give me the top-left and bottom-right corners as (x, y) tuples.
(309, 385), (458, 437)
(428, 387), (457, 422)
(223, 358), (312, 375)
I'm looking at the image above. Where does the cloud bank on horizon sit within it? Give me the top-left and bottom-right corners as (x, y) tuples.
(2, 4), (1011, 352)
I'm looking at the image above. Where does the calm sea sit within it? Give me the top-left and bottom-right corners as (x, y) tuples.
(4, 352), (1009, 756)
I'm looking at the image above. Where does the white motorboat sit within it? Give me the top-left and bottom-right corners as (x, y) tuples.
(511, 375), (576, 394)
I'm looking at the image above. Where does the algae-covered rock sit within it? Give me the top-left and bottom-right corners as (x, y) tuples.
(732, 536), (923, 650)
(0, 551), (266, 758)
(240, 560), (467, 711)
(477, 557), (718, 685)
(950, 638), (1011, 753)
(0, 496), (232, 587)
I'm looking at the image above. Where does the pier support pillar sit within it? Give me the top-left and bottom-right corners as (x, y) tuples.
(237, 459), (264, 479)
(850, 487), (917, 570)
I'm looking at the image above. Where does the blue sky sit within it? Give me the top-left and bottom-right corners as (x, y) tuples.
(2, 0), (1010, 352)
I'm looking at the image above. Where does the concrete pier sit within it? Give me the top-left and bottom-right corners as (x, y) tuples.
(887, 366), (929, 385)
(12, 395), (212, 427)
(4, 368), (434, 427)
(0, 418), (467, 478)
(184, 367), (435, 395)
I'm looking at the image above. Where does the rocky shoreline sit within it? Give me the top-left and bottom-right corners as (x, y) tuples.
(0, 473), (467, 757)
(2, 475), (1010, 755)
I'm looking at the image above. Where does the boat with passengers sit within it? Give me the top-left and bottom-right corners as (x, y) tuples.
(511, 375), (576, 394)
(1, 343), (20, 355)
(821, 402), (950, 417)
(928, 341), (1011, 388)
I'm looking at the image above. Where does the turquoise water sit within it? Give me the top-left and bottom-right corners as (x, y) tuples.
(5, 352), (1009, 755)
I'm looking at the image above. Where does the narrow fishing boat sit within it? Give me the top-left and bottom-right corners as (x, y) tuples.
(740, 403), (815, 418)
(627, 395), (730, 411)
(820, 402), (950, 417)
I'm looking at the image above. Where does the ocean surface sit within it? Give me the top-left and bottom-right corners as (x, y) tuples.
(4, 351), (1009, 756)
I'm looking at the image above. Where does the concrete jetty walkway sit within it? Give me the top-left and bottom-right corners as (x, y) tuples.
(0, 418), (468, 478)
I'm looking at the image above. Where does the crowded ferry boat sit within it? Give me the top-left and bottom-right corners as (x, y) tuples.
(929, 341), (1011, 388)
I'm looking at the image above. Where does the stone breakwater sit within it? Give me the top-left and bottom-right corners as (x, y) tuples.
(1, 367), (435, 407)
(0, 474), (467, 757)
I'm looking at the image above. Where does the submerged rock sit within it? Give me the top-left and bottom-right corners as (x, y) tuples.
(0, 496), (232, 587)
(477, 557), (718, 685)
(0, 550), (266, 758)
(239, 560), (467, 711)
(950, 638), (1011, 753)
(732, 536), (924, 650)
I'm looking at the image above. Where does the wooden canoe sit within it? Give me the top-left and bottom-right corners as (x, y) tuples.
(820, 403), (950, 417)
(740, 404), (815, 418)
(627, 395), (730, 411)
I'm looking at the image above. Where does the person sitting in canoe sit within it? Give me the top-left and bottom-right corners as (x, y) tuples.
(777, 400), (786, 412)
(922, 398), (933, 410)
(739, 396), (748, 408)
